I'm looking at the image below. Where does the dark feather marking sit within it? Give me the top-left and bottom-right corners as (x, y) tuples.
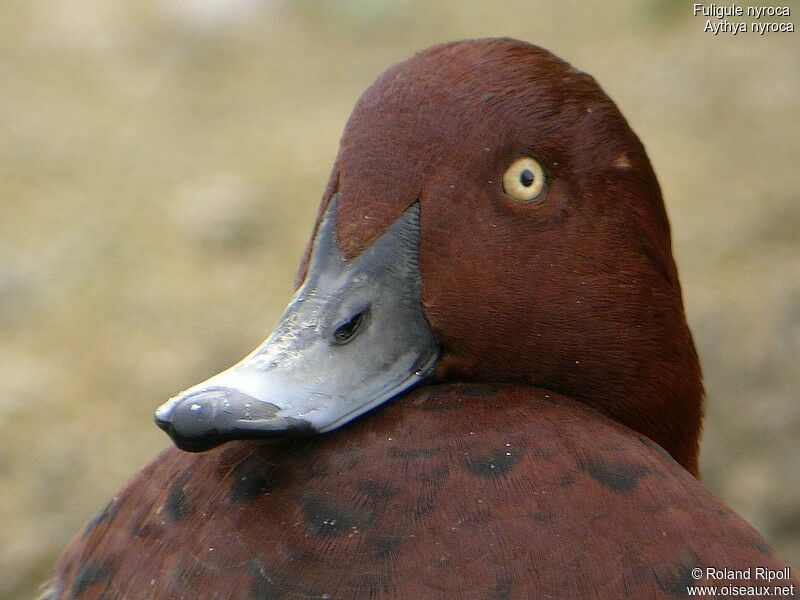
(228, 456), (285, 503)
(247, 558), (330, 600)
(248, 559), (286, 600)
(418, 465), (449, 485)
(651, 556), (705, 598)
(358, 479), (401, 501)
(69, 561), (111, 599)
(581, 458), (649, 492)
(82, 498), (118, 537)
(301, 495), (374, 536)
(490, 573), (515, 600)
(410, 489), (439, 517)
(464, 448), (522, 478)
(165, 467), (193, 521)
(528, 510), (557, 523)
(370, 533), (402, 558)
(129, 513), (154, 538)
(753, 540), (773, 557)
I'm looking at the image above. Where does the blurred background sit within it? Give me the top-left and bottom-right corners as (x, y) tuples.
(1, 1), (798, 597)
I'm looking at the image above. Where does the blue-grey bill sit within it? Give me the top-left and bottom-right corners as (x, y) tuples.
(155, 196), (438, 452)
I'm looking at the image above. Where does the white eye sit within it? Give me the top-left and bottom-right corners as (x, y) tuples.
(502, 156), (546, 203)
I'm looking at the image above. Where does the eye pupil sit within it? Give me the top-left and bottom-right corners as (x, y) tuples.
(333, 312), (364, 344)
(519, 168), (535, 187)
(503, 157), (546, 202)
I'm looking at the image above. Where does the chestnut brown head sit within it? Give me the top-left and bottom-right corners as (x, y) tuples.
(156, 38), (704, 475)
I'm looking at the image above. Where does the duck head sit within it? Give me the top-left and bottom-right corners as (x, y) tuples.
(156, 38), (704, 475)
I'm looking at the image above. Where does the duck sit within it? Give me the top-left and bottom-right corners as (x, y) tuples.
(41, 38), (798, 599)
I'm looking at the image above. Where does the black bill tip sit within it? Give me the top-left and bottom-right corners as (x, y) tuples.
(155, 387), (314, 452)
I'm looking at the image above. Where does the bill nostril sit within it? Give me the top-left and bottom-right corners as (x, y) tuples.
(332, 310), (366, 344)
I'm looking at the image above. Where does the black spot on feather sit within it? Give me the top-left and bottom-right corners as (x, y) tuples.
(491, 573), (515, 600)
(69, 561), (111, 599)
(651, 555), (704, 598)
(165, 468), (192, 521)
(247, 558), (328, 600)
(248, 559), (286, 600)
(370, 533), (402, 558)
(581, 458), (649, 492)
(528, 510), (557, 523)
(358, 479), (400, 501)
(229, 456), (285, 503)
(752, 540), (772, 556)
(302, 495), (374, 537)
(464, 448), (522, 478)
(82, 498), (118, 537)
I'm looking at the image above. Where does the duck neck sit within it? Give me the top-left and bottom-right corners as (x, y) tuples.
(585, 321), (705, 478)
(433, 316), (704, 477)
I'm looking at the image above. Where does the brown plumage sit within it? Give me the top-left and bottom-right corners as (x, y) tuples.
(44, 385), (797, 599)
(41, 39), (798, 599)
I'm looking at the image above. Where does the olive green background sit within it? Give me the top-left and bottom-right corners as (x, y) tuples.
(1, 1), (798, 598)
